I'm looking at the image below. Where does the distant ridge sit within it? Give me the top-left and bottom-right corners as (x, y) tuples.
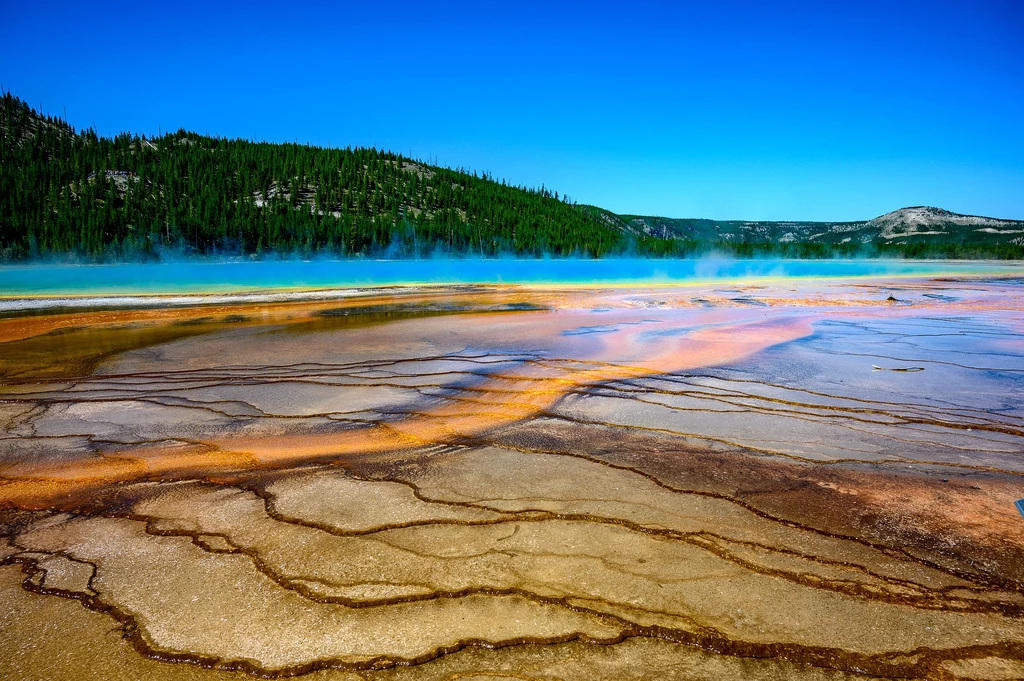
(2, 92), (1022, 262)
(603, 205), (1024, 256)
(865, 206), (1024, 240)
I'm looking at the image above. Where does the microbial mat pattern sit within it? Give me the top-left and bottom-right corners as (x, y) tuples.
(1, 279), (1023, 680)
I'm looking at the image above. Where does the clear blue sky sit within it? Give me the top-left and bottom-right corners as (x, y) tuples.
(2, 0), (1022, 220)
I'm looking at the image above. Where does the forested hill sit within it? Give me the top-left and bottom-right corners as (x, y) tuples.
(0, 93), (654, 261)
(2, 92), (1023, 261)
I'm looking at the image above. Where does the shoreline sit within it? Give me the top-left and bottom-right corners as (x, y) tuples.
(2, 258), (1022, 306)
(2, 270), (1023, 314)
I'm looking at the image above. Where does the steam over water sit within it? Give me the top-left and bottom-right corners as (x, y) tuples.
(1, 258), (1021, 296)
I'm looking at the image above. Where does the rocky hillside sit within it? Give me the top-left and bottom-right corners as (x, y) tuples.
(607, 206), (1024, 255)
(864, 207), (1024, 245)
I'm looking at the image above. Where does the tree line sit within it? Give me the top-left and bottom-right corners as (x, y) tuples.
(1, 93), (651, 261)
(3, 92), (1021, 262)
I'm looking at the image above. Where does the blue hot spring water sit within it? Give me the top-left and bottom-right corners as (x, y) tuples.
(0, 259), (1020, 297)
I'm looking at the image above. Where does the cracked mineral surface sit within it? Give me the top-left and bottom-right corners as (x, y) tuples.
(1, 278), (1023, 679)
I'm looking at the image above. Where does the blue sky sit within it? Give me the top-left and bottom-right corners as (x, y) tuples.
(2, 0), (1022, 220)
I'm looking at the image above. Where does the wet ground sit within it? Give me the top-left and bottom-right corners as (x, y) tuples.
(1, 277), (1023, 680)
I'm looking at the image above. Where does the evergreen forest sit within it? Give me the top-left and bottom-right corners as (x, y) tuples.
(0, 93), (654, 261)
(2, 93), (1022, 262)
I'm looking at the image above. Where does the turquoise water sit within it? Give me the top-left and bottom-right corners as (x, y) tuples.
(0, 259), (1020, 297)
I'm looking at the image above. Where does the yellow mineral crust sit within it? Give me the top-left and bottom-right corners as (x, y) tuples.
(2, 280), (1024, 679)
